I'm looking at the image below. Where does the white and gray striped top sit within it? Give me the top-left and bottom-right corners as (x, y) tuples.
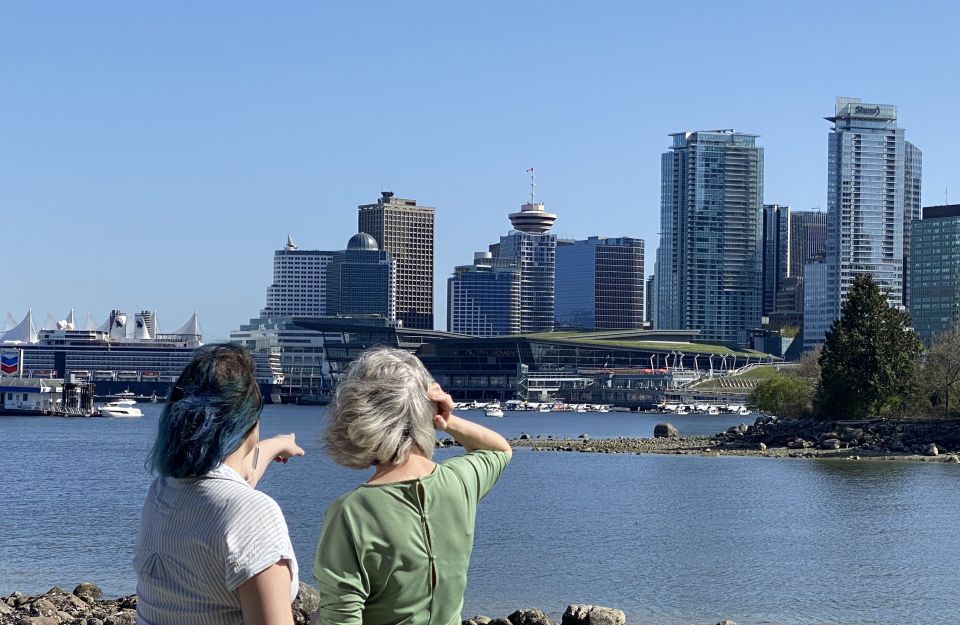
(134, 464), (299, 625)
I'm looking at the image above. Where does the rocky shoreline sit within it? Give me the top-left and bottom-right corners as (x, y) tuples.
(0, 584), (745, 625)
(501, 417), (960, 462)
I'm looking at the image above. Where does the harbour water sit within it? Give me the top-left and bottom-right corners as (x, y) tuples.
(3, 405), (960, 624)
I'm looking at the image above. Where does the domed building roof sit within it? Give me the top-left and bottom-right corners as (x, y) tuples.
(347, 232), (379, 251)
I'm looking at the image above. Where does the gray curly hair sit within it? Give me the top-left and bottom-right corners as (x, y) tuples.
(325, 346), (437, 469)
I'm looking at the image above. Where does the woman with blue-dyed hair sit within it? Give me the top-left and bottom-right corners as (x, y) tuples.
(134, 343), (304, 625)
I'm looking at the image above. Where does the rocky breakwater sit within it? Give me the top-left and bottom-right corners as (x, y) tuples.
(509, 418), (960, 461)
(710, 416), (960, 460)
(1, 582), (322, 625)
(463, 607), (739, 625)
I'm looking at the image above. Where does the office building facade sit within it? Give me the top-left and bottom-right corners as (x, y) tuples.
(910, 205), (960, 344)
(358, 192), (435, 329)
(447, 252), (521, 337)
(657, 130), (764, 345)
(806, 97), (922, 348)
(789, 210), (827, 278)
(555, 237), (645, 330)
(762, 204), (790, 316)
(261, 235), (337, 318)
(325, 233), (395, 320)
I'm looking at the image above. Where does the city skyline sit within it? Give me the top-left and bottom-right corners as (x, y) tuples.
(3, 3), (958, 339)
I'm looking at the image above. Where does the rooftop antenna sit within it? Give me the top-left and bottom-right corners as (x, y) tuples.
(526, 167), (536, 203)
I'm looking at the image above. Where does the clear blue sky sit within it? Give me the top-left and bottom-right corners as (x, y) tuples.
(2, 1), (957, 339)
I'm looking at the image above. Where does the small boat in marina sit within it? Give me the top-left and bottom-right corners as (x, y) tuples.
(98, 399), (143, 418)
(485, 402), (504, 418)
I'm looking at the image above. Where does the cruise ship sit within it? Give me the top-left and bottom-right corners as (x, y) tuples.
(0, 309), (283, 402)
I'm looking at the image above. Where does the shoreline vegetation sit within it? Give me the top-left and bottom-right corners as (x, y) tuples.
(2, 584), (751, 625)
(494, 416), (960, 462)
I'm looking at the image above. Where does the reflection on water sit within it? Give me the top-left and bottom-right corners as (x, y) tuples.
(2, 405), (959, 625)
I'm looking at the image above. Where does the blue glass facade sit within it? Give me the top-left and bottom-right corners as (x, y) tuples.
(556, 237), (645, 330)
(447, 254), (521, 337)
(910, 205), (960, 344)
(325, 243), (395, 319)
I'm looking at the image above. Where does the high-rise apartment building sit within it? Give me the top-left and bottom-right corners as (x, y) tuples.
(762, 204), (790, 316)
(555, 237), (645, 330)
(325, 233), (395, 320)
(358, 192), (435, 329)
(910, 205), (960, 344)
(788, 210), (827, 278)
(447, 252), (520, 337)
(262, 235), (337, 318)
(805, 97), (922, 348)
(645, 273), (657, 328)
(657, 130), (764, 345)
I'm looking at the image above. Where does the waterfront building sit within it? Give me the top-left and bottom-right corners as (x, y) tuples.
(910, 204), (960, 343)
(358, 192), (435, 329)
(447, 252), (521, 337)
(657, 130), (764, 346)
(294, 317), (773, 407)
(262, 235), (338, 318)
(789, 210), (827, 279)
(762, 204), (791, 316)
(805, 97), (922, 348)
(555, 236), (645, 330)
(325, 233), (395, 320)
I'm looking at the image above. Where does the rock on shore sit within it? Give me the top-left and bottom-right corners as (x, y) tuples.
(1, 585), (746, 625)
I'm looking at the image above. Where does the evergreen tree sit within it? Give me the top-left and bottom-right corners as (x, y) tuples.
(814, 275), (922, 420)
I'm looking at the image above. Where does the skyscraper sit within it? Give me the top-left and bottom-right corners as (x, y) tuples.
(910, 204), (960, 344)
(492, 189), (557, 334)
(555, 236), (645, 330)
(449, 178), (558, 336)
(447, 252), (520, 337)
(805, 97), (922, 348)
(358, 192), (435, 329)
(762, 204), (790, 316)
(788, 210), (827, 279)
(262, 235), (338, 318)
(657, 130), (764, 345)
(325, 233), (395, 320)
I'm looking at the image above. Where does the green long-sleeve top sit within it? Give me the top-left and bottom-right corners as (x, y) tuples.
(313, 449), (510, 625)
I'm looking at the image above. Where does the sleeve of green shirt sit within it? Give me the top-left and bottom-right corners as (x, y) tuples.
(443, 449), (511, 501)
(313, 498), (370, 625)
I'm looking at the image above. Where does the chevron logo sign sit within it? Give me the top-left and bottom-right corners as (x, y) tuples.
(0, 349), (21, 375)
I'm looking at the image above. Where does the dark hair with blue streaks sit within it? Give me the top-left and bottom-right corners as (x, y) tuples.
(147, 344), (263, 478)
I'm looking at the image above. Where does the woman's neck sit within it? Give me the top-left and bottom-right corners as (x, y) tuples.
(367, 453), (436, 485)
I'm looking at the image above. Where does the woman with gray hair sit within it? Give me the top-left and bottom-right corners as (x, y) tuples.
(314, 346), (511, 625)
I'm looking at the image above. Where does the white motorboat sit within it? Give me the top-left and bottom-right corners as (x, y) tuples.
(538, 403), (552, 412)
(98, 399), (143, 418)
(484, 402), (504, 417)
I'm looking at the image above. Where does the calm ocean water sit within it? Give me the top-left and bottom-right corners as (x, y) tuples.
(3, 405), (959, 625)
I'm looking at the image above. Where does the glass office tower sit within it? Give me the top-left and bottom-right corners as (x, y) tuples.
(657, 130), (764, 345)
(447, 252), (521, 337)
(555, 236), (645, 330)
(910, 205), (960, 344)
(325, 233), (395, 320)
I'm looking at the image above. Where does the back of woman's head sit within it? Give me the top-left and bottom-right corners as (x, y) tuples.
(326, 346), (436, 469)
(147, 343), (263, 478)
